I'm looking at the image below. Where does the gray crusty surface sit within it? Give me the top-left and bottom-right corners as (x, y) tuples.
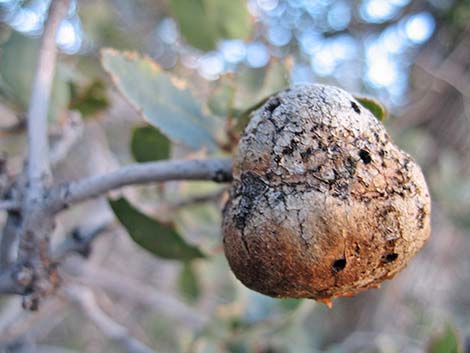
(222, 84), (431, 301)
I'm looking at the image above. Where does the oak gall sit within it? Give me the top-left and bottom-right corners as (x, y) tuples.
(222, 84), (431, 303)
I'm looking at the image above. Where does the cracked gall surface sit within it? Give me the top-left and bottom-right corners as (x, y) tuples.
(223, 84), (431, 300)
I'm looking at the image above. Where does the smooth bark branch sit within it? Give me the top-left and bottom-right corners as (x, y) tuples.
(26, 0), (70, 195)
(51, 158), (232, 211)
(6, 0), (71, 308)
(0, 200), (21, 211)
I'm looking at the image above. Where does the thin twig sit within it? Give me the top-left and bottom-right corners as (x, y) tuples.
(36, 345), (84, 353)
(0, 298), (65, 342)
(50, 111), (84, 168)
(0, 200), (21, 211)
(51, 222), (114, 262)
(65, 284), (157, 353)
(63, 258), (208, 328)
(26, 0), (70, 196)
(49, 157), (232, 212)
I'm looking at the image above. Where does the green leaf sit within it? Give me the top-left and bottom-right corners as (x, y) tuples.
(178, 262), (201, 302)
(428, 324), (461, 353)
(0, 32), (70, 120)
(131, 125), (170, 162)
(101, 49), (218, 151)
(354, 96), (387, 122)
(69, 79), (109, 117)
(169, 0), (252, 51)
(109, 197), (205, 261)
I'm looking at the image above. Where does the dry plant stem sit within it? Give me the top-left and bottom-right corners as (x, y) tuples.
(49, 157), (232, 212)
(66, 284), (157, 353)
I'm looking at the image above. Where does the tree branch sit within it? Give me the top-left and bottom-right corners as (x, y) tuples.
(0, 200), (21, 211)
(51, 222), (113, 262)
(63, 258), (208, 328)
(26, 0), (70, 195)
(49, 157), (232, 212)
(3, 0), (72, 308)
(49, 112), (84, 168)
(65, 284), (157, 353)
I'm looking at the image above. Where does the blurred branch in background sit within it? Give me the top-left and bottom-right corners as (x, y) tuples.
(65, 284), (157, 353)
(63, 257), (209, 329)
(49, 111), (85, 168)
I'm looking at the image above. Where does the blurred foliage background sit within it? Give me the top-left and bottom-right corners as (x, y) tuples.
(0, 0), (469, 352)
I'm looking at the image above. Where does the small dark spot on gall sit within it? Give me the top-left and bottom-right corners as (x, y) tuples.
(282, 146), (293, 155)
(265, 98), (280, 113)
(382, 253), (398, 263)
(351, 101), (361, 114)
(300, 147), (313, 159)
(274, 155), (281, 164)
(359, 149), (372, 164)
(354, 243), (360, 254)
(332, 258), (346, 272)
(417, 206), (426, 229)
